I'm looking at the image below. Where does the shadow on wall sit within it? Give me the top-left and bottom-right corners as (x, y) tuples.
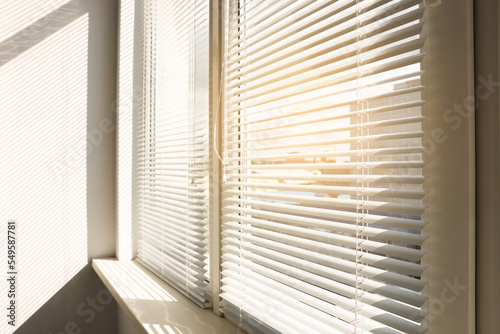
(15, 266), (116, 334)
(0, 0), (117, 333)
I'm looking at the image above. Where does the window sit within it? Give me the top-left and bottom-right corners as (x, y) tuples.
(220, 1), (428, 333)
(137, 0), (211, 307)
(124, 0), (476, 333)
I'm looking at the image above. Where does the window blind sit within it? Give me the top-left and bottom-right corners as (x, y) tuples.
(221, 0), (429, 333)
(138, 0), (211, 307)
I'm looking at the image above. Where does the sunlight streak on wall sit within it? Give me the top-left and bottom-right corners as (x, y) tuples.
(0, 6), (89, 333)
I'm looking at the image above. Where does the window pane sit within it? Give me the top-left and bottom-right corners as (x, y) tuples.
(137, 0), (211, 307)
(221, 1), (429, 333)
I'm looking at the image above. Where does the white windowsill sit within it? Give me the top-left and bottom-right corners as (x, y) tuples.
(92, 259), (239, 334)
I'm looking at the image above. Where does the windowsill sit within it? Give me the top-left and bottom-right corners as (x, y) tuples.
(92, 259), (239, 334)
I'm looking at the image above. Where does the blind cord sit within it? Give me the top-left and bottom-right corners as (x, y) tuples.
(213, 58), (227, 182)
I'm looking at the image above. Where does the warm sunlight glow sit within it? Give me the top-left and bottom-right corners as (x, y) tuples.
(0, 3), (88, 332)
(220, 1), (428, 332)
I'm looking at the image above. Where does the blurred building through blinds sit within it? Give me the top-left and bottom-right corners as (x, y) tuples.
(221, 0), (429, 333)
(137, 0), (211, 307)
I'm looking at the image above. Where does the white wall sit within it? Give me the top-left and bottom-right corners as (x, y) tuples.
(424, 1), (476, 332)
(0, 0), (119, 333)
(475, 1), (500, 333)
